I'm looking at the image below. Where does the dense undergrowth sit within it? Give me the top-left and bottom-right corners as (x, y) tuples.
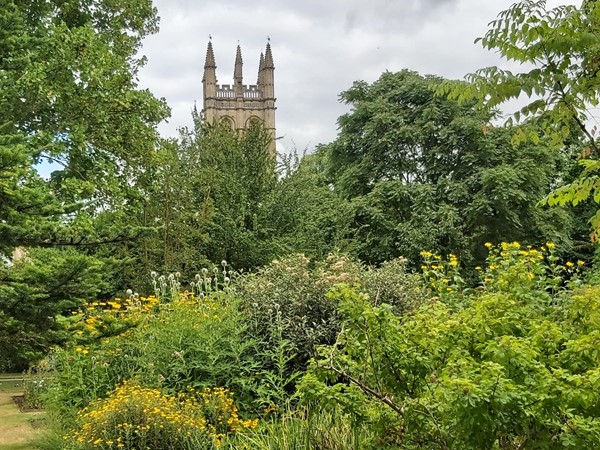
(22, 245), (599, 449)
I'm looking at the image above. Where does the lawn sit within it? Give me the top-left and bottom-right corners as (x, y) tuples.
(0, 374), (45, 450)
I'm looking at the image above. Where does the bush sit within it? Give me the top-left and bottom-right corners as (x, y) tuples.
(133, 293), (259, 411)
(64, 380), (257, 450)
(301, 244), (600, 449)
(237, 254), (425, 375)
(45, 291), (261, 420)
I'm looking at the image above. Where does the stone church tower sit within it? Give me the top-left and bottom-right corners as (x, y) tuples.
(202, 39), (276, 155)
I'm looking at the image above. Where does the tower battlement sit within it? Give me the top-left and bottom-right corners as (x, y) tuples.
(202, 39), (276, 155)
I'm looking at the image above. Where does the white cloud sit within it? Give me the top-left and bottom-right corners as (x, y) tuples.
(137, 0), (577, 152)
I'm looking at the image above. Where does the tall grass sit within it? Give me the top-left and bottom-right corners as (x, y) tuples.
(228, 407), (374, 450)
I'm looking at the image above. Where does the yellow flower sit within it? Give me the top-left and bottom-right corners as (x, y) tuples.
(475, 266), (482, 271)
(484, 242), (492, 248)
(577, 260), (585, 266)
(546, 242), (556, 249)
(566, 261), (574, 267)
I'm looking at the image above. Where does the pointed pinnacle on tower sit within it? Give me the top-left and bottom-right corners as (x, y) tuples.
(264, 41), (274, 69)
(257, 52), (265, 84)
(204, 39), (216, 69)
(234, 44), (243, 81)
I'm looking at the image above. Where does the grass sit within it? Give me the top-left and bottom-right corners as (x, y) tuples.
(0, 374), (45, 450)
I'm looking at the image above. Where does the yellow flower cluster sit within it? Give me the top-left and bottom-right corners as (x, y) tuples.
(419, 251), (463, 295)
(85, 295), (159, 313)
(176, 290), (199, 306)
(482, 242), (585, 292)
(69, 380), (207, 448)
(67, 381), (257, 449)
(199, 387), (258, 440)
(68, 296), (161, 342)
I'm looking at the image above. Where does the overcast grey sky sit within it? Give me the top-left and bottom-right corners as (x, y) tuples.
(138, 0), (575, 153)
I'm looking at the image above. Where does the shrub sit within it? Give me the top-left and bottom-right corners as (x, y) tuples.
(237, 253), (424, 376)
(45, 333), (143, 419)
(45, 291), (261, 419)
(301, 244), (600, 449)
(133, 293), (259, 411)
(359, 257), (427, 314)
(65, 380), (257, 450)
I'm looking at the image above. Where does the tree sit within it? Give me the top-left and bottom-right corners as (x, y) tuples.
(0, 248), (111, 371)
(438, 0), (600, 233)
(0, 0), (169, 255)
(182, 119), (277, 270)
(0, 0), (168, 367)
(259, 149), (353, 259)
(129, 117), (278, 277)
(322, 70), (570, 267)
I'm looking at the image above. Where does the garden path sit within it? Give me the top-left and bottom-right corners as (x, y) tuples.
(0, 379), (44, 450)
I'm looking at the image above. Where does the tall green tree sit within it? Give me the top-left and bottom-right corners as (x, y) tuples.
(323, 70), (570, 266)
(0, 248), (110, 371)
(438, 0), (600, 233)
(0, 0), (168, 368)
(130, 117), (278, 278)
(259, 149), (353, 259)
(0, 0), (168, 254)
(182, 119), (277, 270)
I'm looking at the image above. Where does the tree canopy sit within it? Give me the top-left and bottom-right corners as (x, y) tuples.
(438, 0), (600, 233)
(321, 70), (571, 266)
(0, 0), (168, 369)
(0, 0), (168, 255)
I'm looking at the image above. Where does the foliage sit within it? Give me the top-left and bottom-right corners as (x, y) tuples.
(45, 291), (260, 418)
(65, 380), (257, 450)
(260, 150), (353, 259)
(157, 118), (277, 273)
(438, 0), (600, 233)
(0, 0), (168, 252)
(322, 70), (571, 267)
(132, 293), (259, 410)
(301, 244), (600, 449)
(23, 362), (52, 410)
(230, 407), (372, 450)
(60, 294), (159, 346)
(114, 119), (279, 288)
(0, 248), (110, 371)
(420, 250), (465, 302)
(481, 241), (584, 295)
(237, 253), (425, 382)
(0, 0), (169, 369)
